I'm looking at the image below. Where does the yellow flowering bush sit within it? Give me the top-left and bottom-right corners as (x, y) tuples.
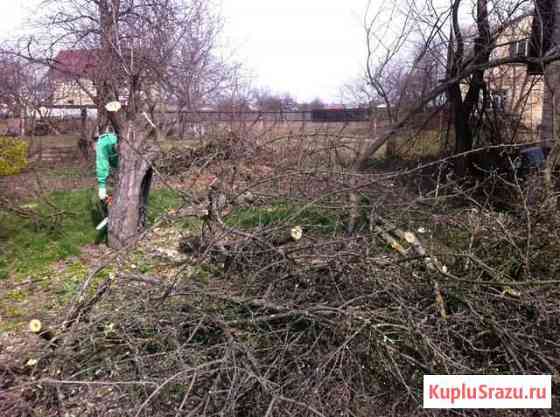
(0, 137), (28, 176)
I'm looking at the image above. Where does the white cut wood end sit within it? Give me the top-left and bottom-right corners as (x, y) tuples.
(404, 232), (417, 244)
(105, 101), (122, 112)
(291, 226), (303, 241)
(29, 319), (42, 333)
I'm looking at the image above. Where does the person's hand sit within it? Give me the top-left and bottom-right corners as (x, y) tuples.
(99, 187), (107, 200)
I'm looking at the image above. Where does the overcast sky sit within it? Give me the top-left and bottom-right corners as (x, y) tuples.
(0, 2), (31, 35)
(1, 1), (370, 103)
(221, 0), (369, 103)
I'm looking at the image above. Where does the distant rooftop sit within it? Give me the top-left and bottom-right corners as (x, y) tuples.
(48, 49), (98, 81)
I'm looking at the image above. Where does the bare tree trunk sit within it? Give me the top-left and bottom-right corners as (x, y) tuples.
(446, 0), (491, 177)
(539, 0), (560, 145)
(96, 0), (120, 134)
(95, 0), (158, 249)
(108, 120), (156, 249)
(541, 1), (560, 206)
(448, 84), (473, 177)
(542, 67), (559, 205)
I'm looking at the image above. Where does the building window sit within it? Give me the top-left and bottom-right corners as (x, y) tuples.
(509, 38), (528, 58)
(491, 90), (507, 112)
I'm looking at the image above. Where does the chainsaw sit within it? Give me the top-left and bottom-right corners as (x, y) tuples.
(96, 195), (112, 230)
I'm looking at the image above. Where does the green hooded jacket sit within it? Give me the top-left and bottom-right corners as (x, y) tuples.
(96, 132), (119, 189)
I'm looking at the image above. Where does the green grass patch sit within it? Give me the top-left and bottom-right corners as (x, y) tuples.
(0, 187), (181, 332)
(0, 187), (182, 279)
(52, 260), (89, 303)
(128, 251), (155, 274)
(147, 188), (182, 223)
(0, 189), (98, 278)
(0, 256), (8, 280)
(225, 203), (341, 234)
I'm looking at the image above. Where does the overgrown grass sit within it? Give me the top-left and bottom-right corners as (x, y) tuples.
(225, 202), (342, 234)
(148, 188), (182, 223)
(0, 189), (95, 279)
(0, 187), (182, 280)
(394, 129), (453, 159)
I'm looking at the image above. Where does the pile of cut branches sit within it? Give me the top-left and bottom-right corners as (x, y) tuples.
(5, 175), (559, 417)
(3, 127), (560, 416)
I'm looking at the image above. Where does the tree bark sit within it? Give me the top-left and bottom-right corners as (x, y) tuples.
(540, 0), (560, 145)
(540, 0), (560, 206)
(448, 85), (473, 176)
(446, 0), (491, 177)
(94, 0), (160, 248)
(96, 0), (121, 134)
(108, 119), (156, 249)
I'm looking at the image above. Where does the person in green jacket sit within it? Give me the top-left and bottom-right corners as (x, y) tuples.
(96, 131), (119, 200)
(91, 130), (118, 243)
(93, 125), (153, 238)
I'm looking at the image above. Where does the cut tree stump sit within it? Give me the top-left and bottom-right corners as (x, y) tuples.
(29, 319), (54, 341)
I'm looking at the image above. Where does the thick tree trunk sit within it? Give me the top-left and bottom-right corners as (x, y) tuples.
(96, 0), (121, 134)
(542, 72), (559, 206)
(108, 121), (156, 249)
(96, 0), (157, 249)
(448, 85), (474, 177)
(540, 1), (560, 206)
(540, 55), (560, 145)
(449, 5), (488, 176)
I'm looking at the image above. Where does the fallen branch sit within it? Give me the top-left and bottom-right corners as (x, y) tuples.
(371, 214), (449, 320)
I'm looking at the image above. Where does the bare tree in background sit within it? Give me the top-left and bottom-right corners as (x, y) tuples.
(363, 0), (415, 151)
(0, 58), (28, 124)
(298, 97), (326, 110)
(21, 0), (233, 248)
(445, 0), (494, 176)
(251, 88), (298, 112)
(163, 0), (242, 138)
(0, 54), (50, 136)
(329, 0), (560, 229)
(349, 0), (560, 170)
(528, 0), (560, 203)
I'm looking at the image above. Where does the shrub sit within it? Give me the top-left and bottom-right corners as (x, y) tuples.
(0, 137), (28, 176)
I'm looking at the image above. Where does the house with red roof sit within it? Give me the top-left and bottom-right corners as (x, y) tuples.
(48, 48), (162, 111)
(48, 49), (99, 106)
